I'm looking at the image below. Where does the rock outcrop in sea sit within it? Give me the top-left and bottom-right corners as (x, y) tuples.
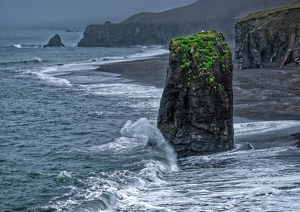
(43, 34), (65, 47)
(77, 0), (295, 47)
(157, 30), (234, 157)
(235, 1), (300, 69)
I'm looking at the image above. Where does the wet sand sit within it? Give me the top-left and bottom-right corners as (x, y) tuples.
(233, 62), (300, 121)
(96, 55), (170, 88)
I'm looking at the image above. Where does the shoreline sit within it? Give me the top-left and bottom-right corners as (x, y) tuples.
(96, 54), (169, 88)
(96, 54), (300, 122)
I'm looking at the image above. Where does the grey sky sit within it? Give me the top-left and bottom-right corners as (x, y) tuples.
(0, 0), (197, 29)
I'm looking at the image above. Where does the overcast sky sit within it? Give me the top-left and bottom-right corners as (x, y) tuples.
(0, 0), (197, 29)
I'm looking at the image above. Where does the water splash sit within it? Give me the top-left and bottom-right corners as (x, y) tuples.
(121, 118), (178, 172)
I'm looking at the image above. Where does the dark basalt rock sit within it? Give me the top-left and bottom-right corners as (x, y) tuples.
(43, 34), (65, 47)
(235, 3), (300, 69)
(157, 30), (234, 157)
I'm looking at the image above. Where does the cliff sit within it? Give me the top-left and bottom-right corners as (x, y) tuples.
(235, 1), (300, 69)
(78, 0), (295, 47)
(157, 30), (234, 157)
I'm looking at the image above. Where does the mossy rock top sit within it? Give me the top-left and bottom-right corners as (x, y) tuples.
(170, 30), (227, 51)
(237, 0), (300, 24)
(169, 30), (231, 69)
(169, 30), (231, 89)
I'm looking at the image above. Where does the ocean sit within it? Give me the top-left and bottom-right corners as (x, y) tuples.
(1, 29), (300, 212)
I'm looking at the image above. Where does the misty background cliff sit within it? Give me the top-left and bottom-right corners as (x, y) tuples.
(77, 0), (297, 46)
(0, 0), (295, 31)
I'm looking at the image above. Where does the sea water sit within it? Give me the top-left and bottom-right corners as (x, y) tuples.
(1, 29), (300, 211)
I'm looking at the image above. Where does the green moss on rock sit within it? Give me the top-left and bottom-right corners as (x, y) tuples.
(169, 30), (231, 89)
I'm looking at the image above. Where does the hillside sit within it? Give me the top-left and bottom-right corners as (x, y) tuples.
(78, 0), (296, 47)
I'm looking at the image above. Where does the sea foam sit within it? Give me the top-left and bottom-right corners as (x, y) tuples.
(234, 120), (300, 137)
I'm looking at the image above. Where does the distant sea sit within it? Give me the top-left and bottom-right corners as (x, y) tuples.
(1, 29), (300, 212)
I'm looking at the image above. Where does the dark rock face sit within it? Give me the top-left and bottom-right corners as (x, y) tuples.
(157, 31), (234, 157)
(235, 7), (300, 69)
(77, 21), (220, 47)
(43, 34), (65, 47)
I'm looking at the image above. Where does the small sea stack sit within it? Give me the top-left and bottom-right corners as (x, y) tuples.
(43, 34), (65, 47)
(157, 30), (234, 157)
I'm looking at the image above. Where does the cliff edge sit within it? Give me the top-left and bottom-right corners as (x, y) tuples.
(235, 1), (300, 69)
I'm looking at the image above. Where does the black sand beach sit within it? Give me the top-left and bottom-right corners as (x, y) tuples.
(97, 54), (300, 122)
(96, 55), (170, 88)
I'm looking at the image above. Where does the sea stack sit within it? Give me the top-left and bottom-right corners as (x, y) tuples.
(43, 34), (65, 47)
(235, 1), (300, 69)
(157, 30), (234, 157)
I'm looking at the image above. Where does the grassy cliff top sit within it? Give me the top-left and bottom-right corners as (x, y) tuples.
(169, 30), (231, 89)
(237, 0), (300, 24)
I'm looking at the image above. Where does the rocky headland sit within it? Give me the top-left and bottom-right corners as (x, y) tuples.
(235, 1), (300, 69)
(77, 0), (295, 47)
(157, 31), (234, 157)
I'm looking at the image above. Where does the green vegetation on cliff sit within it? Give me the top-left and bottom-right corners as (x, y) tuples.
(170, 30), (231, 90)
(237, 0), (300, 24)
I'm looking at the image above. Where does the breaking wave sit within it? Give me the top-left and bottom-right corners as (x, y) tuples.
(40, 118), (178, 211)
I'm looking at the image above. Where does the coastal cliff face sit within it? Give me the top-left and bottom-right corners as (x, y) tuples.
(157, 31), (234, 157)
(78, 21), (205, 47)
(235, 2), (300, 69)
(78, 20), (234, 47)
(78, 0), (295, 47)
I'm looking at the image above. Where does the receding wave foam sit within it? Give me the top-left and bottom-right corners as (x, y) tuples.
(84, 45), (168, 63)
(127, 45), (168, 59)
(234, 120), (300, 137)
(18, 66), (71, 86)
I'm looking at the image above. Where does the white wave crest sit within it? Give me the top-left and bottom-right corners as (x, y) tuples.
(13, 44), (22, 48)
(34, 57), (42, 62)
